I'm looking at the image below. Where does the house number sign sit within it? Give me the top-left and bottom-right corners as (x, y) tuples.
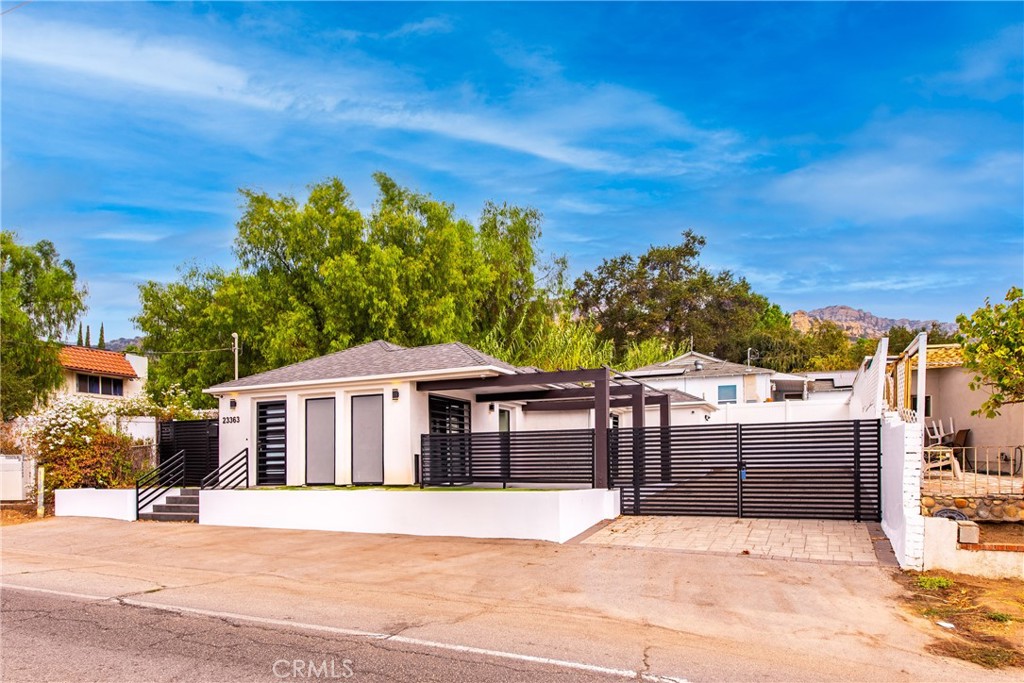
(221, 416), (240, 424)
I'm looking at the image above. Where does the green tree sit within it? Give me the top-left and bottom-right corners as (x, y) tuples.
(955, 287), (1024, 418)
(76, 322), (83, 346)
(134, 174), (555, 404)
(85, 324), (91, 348)
(0, 231), (87, 419)
(97, 322), (105, 349)
(572, 231), (768, 361)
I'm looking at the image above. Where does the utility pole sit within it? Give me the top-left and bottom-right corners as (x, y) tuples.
(231, 332), (239, 380)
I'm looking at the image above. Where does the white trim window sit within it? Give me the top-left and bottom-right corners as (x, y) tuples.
(717, 384), (738, 405)
(76, 373), (124, 396)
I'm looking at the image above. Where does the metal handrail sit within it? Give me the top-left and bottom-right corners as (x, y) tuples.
(136, 449), (186, 519)
(200, 448), (249, 490)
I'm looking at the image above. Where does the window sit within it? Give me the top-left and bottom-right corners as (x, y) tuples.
(76, 373), (123, 396)
(717, 385), (738, 404)
(429, 396), (471, 434)
(911, 395), (932, 418)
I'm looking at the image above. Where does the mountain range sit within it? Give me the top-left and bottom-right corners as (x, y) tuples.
(790, 306), (957, 339)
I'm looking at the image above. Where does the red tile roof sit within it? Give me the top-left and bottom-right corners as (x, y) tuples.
(59, 345), (138, 378)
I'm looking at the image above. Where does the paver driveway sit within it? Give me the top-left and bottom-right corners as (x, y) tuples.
(580, 515), (881, 565)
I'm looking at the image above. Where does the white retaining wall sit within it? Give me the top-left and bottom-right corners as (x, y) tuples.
(923, 517), (1023, 579)
(200, 488), (620, 543)
(880, 412), (925, 569)
(55, 488), (138, 521)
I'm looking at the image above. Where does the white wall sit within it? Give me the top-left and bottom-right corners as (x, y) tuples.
(200, 488), (620, 543)
(923, 517), (1023, 579)
(849, 338), (888, 420)
(55, 488), (137, 521)
(880, 413), (925, 569)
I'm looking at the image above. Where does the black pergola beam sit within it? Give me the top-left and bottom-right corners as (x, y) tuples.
(416, 368), (607, 392)
(523, 398), (634, 411)
(476, 385), (648, 403)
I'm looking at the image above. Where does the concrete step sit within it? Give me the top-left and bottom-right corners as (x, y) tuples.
(139, 511), (199, 523)
(165, 495), (199, 506)
(152, 503), (200, 515)
(179, 488), (201, 496)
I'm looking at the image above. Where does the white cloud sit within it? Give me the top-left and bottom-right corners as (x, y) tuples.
(2, 16), (279, 109)
(764, 113), (1022, 223)
(90, 231), (171, 243)
(387, 17), (453, 39)
(2, 14), (749, 178)
(927, 24), (1024, 101)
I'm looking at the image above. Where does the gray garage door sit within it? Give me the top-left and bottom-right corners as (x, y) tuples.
(351, 394), (384, 485)
(305, 398), (335, 485)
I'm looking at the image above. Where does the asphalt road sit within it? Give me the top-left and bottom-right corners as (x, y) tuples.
(0, 589), (642, 683)
(2, 518), (1019, 683)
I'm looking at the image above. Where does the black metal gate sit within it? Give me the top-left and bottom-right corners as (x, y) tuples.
(610, 419), (881, 521)
(158, 419), (219, 487)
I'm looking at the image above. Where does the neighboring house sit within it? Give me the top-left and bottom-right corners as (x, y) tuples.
(204, 340), (674, 488)
(907, 343), (1023, 449)
(57, 345), (155, 442)
(626, 351), (773, 405)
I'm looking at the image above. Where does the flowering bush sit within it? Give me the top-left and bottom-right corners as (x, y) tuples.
(24, 395), (140, 490)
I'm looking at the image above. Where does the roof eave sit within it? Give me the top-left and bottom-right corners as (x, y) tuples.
(204, 364), (518, 395)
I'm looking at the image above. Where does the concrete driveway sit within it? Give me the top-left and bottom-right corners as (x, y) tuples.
(580, 516), (886, 565)
(0, 518), (1015, 682)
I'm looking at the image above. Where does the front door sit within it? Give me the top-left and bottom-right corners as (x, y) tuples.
(256, 401), (287, 485)
(305, 398), (335, 485)
(351, 394), (384, 485)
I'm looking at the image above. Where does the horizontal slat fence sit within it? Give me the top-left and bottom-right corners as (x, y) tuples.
(421, 429), (595, 486)
(158, 419), (219, 487)
(611, 420), (881, 521)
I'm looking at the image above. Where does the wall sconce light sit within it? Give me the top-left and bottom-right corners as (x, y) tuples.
(229, 399), (237, 409)
(392, 389), (400, 401)
(488, 403), (495, 413)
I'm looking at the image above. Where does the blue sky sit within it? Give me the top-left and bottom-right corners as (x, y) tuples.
(2, 1), (1022, 340)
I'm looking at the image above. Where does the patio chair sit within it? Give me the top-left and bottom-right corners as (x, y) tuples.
(923, 445), (962, 480)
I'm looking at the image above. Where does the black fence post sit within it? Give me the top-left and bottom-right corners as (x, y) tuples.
(853, 420), (862, 522)
(736, 424), (744, 518)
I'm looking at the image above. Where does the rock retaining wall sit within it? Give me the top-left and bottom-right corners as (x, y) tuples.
(922, 494), (1023, 522)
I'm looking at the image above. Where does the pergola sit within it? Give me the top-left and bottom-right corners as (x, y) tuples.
(416, 368), (670, 488)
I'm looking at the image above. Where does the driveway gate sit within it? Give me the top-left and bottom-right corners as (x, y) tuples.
(610, 420), (881, 521)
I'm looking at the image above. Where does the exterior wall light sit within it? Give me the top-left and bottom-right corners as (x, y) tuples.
(392, 388), (400, 401)
(229, 399), (237, 409)
(489, 403), (495, 413)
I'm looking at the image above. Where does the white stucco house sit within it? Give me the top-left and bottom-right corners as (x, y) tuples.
(57, 345), (156, 442)
(203, 340), (674, 489)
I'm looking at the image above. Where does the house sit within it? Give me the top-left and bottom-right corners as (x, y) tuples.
(626, 351), (773, 406)
(203, 340), (673, 488)
(57, 345), (155, 441)
(907, 343), (1023, 449)
(59, 345), (147, 400)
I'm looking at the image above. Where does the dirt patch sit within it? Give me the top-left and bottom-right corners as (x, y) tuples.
(1, 508), (41, 525)
(895, 570), (1024, 668)
(980, 522), (1024, 545)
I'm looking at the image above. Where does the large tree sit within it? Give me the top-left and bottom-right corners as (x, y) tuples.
(956, 287), (1024, 418)
(1, 231), (87, 419)
(134, 174), (559, 404)
(572, 231), (769, 361)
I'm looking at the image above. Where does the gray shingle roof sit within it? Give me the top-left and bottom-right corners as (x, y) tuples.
(628, 351), (772, 378)
(207, 340), (518, 391)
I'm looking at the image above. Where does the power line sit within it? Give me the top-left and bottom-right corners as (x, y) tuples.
(1, 1), (35, 17)
(142, 346), (232, 356)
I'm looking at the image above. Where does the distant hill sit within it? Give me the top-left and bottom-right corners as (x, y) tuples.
(791, 306), (957, 339)
(105, 336), (144, 352)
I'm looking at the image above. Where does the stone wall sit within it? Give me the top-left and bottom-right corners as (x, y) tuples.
(922, 494), (1024, 523)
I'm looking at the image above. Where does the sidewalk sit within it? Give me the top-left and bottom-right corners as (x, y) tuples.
(1, 518), (1015, 682)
